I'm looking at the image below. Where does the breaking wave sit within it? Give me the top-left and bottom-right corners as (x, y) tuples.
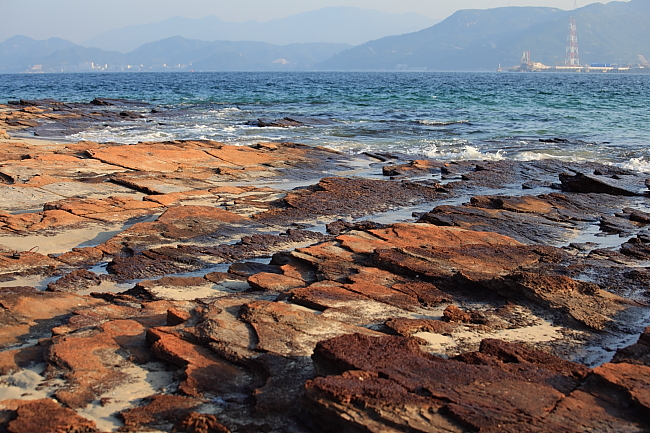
(423, 144), (506, 161)
(621, 157), (650, 174)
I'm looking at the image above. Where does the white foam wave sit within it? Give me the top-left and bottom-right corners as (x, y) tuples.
(512, 151), (570, 161)
(208, 107), (243, 118)
(621, 157), (650, 173)
(68, 129), (175, 144)
(424, 144), (505, 161)
(417, 119), (469, 126)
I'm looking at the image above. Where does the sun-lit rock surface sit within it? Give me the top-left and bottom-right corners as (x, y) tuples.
(0, 100), (649, 432)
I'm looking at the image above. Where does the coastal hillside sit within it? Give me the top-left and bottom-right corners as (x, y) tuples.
(0, 36), (351, 73)
(317, 0), (650, 71)
(81, 7), (436, 53)
(3, 1), (648, 73)
(0, 36), (76, 73)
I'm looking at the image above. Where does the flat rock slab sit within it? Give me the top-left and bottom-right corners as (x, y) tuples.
(38, 181), (140, 200)
(0, 289), (106, 348)
(254, 176), (441, 225)
(0, 209), (90, 232)
(0, 250), (62, 277)
(419, 192), (634, 245)
(87, 142), (222, 173)
(281, 222), (630, 333)
(240, 300), (382, 357)
(0, 187), (65, 212)
(119, 394), (201, 432)
(43, 195), (162, 223)
(111, 172), (215, 194)
(0, 154), (126, 182)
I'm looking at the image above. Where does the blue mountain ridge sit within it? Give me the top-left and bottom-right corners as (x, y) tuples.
(317, 0), (650, 71)
(81, 7), (437, 53)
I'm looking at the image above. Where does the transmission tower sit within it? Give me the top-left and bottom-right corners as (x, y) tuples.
(565, 16), (580, 66)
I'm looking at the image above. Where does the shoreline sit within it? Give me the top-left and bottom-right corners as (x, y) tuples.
(4, 71), (650, 171)
(0, 100), (649, 431)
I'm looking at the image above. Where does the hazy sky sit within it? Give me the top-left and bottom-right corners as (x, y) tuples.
(1, 0), (628, 43)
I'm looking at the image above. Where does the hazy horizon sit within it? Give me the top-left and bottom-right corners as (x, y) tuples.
(1, 0), (630, 44)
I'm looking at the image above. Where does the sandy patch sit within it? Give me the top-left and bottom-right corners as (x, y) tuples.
(0, 220), (152, 256)
(76, 280), (135, 296)
(77, 362), (175, 432)
(0, 274), (59, 291)
(415, 320), (563, 358)
(0, 365), (51, 402)
(0, 361), (175, 433)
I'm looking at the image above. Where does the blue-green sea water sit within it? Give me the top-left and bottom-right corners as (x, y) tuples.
(1, 71), (649, 171)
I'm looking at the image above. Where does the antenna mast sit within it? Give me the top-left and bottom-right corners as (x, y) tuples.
(565, 16), (580, 66)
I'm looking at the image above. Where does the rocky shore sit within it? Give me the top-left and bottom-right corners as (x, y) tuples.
(0, 100), (649, 432)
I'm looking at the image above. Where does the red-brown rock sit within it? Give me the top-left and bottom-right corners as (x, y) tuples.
(247, 272), (305, 292)
(120, 394), (201, 432)
(592, 362), (650, 415)
(46, 319), (151, 408)
(4, 398), (98, 433)
(241, 301), (382, 357)
(147, 327), (254, 397)
(0, 290), (105, 348)
(54, 247), (104, 266)
(385, 317), (454, 336)
(307, 333), (648, 432)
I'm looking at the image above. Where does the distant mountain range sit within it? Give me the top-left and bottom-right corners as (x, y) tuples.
(1, 2), (648, 73)
(82, 7), (437, 53)
(0, 36), (351, 73)
(318, 0), (650, 71)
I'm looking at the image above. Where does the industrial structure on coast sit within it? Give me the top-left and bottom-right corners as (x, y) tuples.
(505, 16), (649, 73)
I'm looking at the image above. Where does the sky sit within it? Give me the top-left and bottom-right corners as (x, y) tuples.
(0, 0), (628, 43)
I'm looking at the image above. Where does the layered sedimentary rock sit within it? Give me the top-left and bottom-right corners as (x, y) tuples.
(0, 101), (649, 432)
(306, 334), (647, 432)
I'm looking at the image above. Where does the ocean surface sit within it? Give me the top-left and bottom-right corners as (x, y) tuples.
(2, 71), (649, 171)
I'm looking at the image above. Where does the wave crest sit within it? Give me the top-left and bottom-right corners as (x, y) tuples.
(424, 144), (505, 161)
(416, 119), (469, 126)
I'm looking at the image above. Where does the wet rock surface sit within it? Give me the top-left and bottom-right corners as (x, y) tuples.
(0, 100), (649, 431)
(248, 116), (338, 128)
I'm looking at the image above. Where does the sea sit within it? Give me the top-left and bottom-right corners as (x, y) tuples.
(1, 71), (649, 171)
